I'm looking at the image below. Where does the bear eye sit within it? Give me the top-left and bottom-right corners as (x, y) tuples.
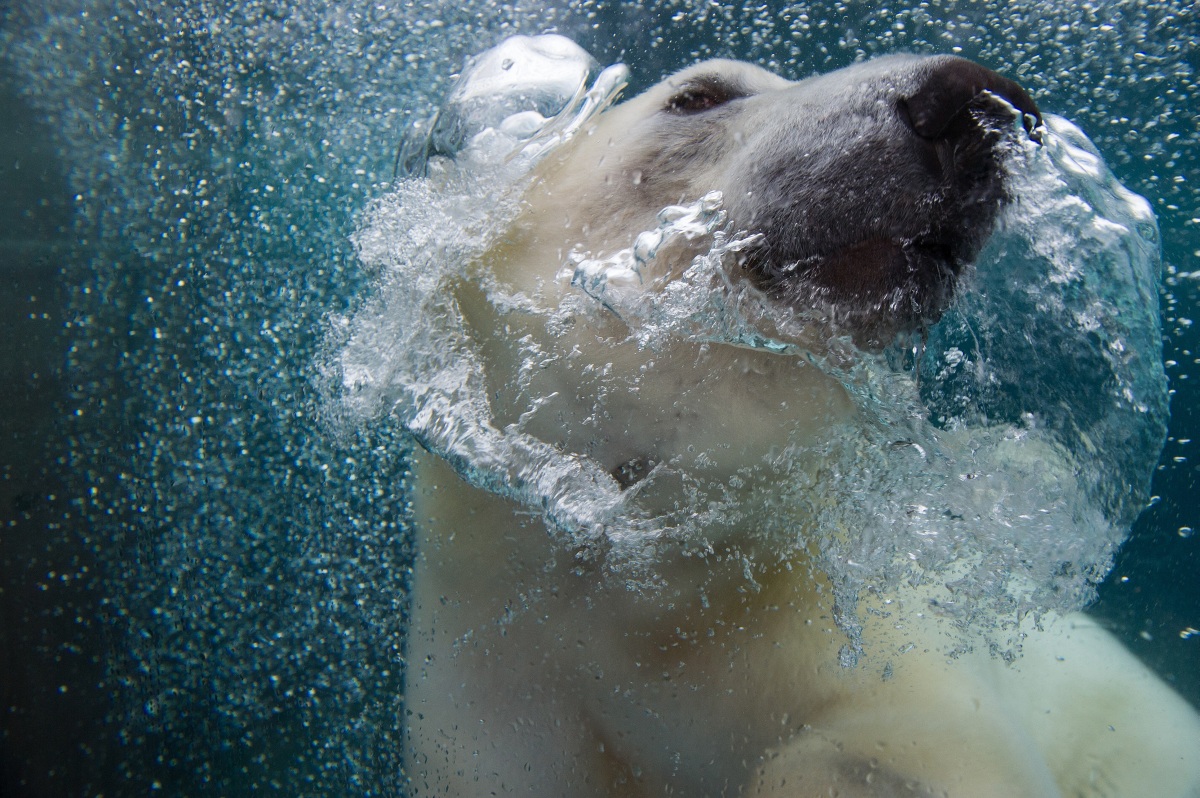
(665, 78), (741, 115)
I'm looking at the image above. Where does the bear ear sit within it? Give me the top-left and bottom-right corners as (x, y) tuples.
(664, 75), (747, 115)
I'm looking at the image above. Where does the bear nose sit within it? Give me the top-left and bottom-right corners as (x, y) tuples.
(899, 56), (1042, 143)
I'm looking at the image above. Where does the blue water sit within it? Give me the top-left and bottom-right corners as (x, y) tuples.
(1, 2), (1197, 795)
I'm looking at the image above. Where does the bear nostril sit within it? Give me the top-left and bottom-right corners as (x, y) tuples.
(898, 56), (1042, 144)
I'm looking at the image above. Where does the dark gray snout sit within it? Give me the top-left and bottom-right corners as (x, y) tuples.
(737, 55), (1041, 347)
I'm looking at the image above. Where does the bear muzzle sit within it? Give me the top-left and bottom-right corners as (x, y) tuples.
(739, 56), (1041, 349)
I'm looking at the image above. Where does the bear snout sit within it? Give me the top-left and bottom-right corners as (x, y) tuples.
(737, 56), (1040, 348)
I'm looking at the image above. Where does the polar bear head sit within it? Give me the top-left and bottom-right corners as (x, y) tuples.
(502, 53), (1040, 346)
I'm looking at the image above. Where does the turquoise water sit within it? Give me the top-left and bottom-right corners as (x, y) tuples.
(1, 1), (1197, 795)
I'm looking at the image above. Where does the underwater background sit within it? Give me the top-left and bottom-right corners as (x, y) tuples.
(1, 1), (1197, 795)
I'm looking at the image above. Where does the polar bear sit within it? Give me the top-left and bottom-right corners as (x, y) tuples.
(400, 43), (1200, 797)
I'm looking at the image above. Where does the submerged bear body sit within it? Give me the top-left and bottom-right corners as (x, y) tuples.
(399, 41), (1200, 797)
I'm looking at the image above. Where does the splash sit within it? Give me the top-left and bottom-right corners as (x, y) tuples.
(336, 37), (1167, 652)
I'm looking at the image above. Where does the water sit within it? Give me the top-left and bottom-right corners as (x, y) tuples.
(2, 2), (1198, 796)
